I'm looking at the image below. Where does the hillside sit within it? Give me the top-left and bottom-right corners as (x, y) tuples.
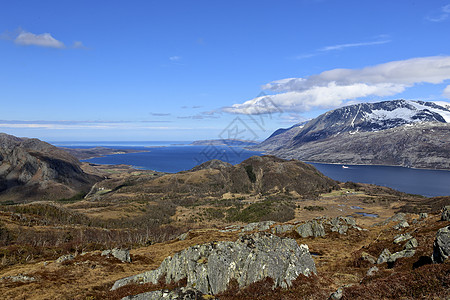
(0, 133), (100, 202)
(253, 100), (450, 169)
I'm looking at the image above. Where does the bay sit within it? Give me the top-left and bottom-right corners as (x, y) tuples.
(52, 142), (450, 197)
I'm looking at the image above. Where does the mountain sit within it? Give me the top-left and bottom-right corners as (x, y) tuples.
(254, 100), (450, 169)
(0, 133), (99, 201)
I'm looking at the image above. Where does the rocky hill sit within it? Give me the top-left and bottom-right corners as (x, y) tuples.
(119, 155), (339, 197)
(253, 100), (450, 169)
(0, 133), (99, 201)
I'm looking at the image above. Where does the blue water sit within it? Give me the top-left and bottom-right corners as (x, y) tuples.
(77, 145), (263, 174)
(355, 212), (379, 218)
(51, 142), (450, 197)
(309, 163), (450, 198)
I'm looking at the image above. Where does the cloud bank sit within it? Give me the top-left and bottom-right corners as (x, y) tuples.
(224, 56), (450, 114)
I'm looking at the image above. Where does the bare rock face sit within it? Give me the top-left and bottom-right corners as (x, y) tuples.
(0, 133), (99, 201)
(433, 225), (450, 263)
(101, 248), (131, 263)
(121, 287), (213, 300)
(111, 233), (316, 295)
(442, 206), (450, 221)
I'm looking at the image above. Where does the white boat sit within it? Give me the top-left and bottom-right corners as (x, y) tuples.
(342, 165), (349, 169)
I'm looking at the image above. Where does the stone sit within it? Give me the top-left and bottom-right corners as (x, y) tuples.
(377, 249), (392, 264)
(388, 249), (416, 263)
(241, 221), (275, 232)
(56, 254), (75, 264)
(419, 213), (428, 219)
(393, 233), (412, 244)
(272, 224), (294, 234)
(329, 287), (343, 300)
(121, 287), (213, 300)
(366, 266), (379, 276)
(101, 248), (131, 263)
(442, 206), (450, 221)
(0, 274), (36, 283)
(295, 220), (325, 238)
(329, 217), (351, 234)
(178, 232), (189, 241)
(404, 238), (418, 250)
(393, 221), (410, 230)
(219, 225), (242, 233)
(432, 225), (450, 263)
(360, 251), (377, 264)
(111, 233), (316, 295)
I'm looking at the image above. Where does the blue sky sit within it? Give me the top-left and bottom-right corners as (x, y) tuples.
(1, 0), (450, 141)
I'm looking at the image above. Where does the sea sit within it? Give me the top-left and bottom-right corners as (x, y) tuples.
(51, 141), (450, 198)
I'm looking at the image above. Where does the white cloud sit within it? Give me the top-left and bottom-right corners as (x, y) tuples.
(72, 41), (88, 49)
(225, 56), (450, 114)
(169, 56), (181, 61)
(319, 39), (390, 52)
(294, 36), (390, 59)
(426, 4), (450, 22)
(443, 85), (450, 98)
(14, 31), (65, 48)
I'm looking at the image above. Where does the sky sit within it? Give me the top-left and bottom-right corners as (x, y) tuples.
(1, 0), (450, 142)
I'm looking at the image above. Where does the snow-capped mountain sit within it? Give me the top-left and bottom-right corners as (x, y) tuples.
(291, 100), (449, 145)
(253, 100), (450, 169)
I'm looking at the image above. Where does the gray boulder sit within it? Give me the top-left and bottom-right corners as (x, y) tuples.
(393, 233), (412, 244)
(102, 248), (131, 263)
(387, 249), (416, 263)
(377, 249), (392, 264)
(442, 206), (450, 221)
(272, 224), (294, 234)
(419, 213), (428, 219)
(432, 225), (450, 263)
(242, 221), (275, 232)
(56, 254), (75, 264)
(111, 233), (316, 295)
(295, 220), (325, 238)
(393, 221), (410, 230)
(329, 217), (355, 234)
(404, 238), (418, 250)
(366, 266), (379, 276)
(121, 287), (211, 300)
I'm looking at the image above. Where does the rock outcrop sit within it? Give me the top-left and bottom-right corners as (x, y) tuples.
(101, 248), (131, 263)
(433, 225), (450, 263)
(121, 287), (211, 300)
(111, 233), (316, 295)
(442, 206), (450, 221)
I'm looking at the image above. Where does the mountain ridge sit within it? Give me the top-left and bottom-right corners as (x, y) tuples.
(253, 100), (450, 169)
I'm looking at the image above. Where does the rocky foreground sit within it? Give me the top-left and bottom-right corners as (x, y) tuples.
(1, 207), (449, 299)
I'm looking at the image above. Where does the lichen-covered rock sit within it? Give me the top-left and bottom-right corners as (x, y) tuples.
(0, 274), (36, 283)
(419, 213), (428, 219)
(404, 238), (418, 250)
(377, 249), (392, 264)
(121, 287), (212, 300)
(393, 233), (412, 244)
(442, 206), (450, 221)
(393, 221), (410, 230)
(432, 225), (450, 263)
(366, 266), (379, 276)
(387, 249), (416, 263)
(241, 221), (275, 232)
(56, 254), (75, 264)
(295, 220), (325, 238)
(111, 233), (316, 295)
(329, 216), (355, 234)
(102, 248), (131, 263)
(272, 224), (294, 234)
